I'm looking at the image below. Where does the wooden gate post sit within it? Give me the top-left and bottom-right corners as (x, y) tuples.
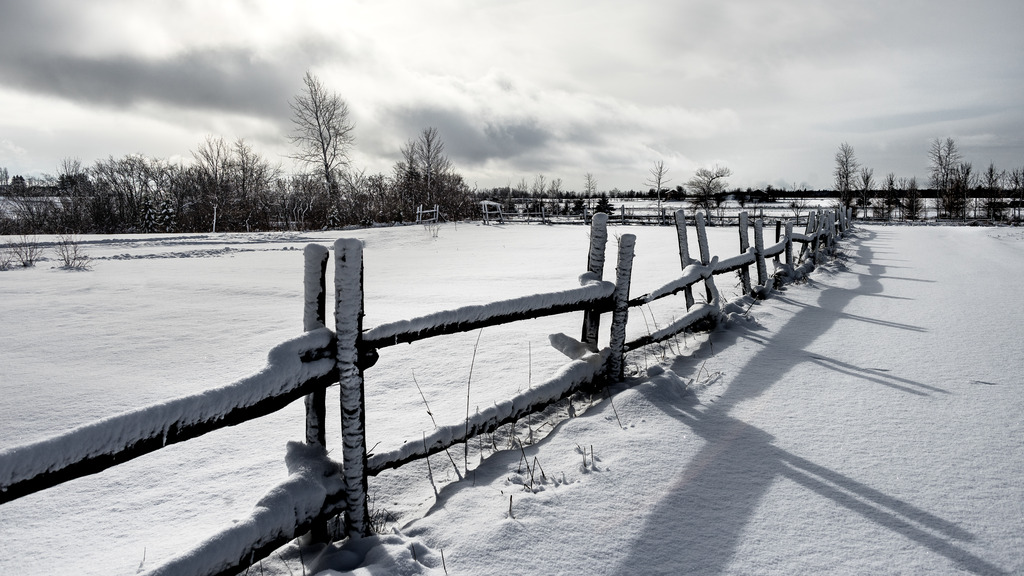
(581, 213), (609, 350)
(673, 210), (695, 310)
(608, 234), (636, 381)
(335, 239), (371, 537)
(738, 212), (752, 294)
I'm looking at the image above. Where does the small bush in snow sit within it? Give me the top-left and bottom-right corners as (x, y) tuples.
(10, 236), (43, 267)
(54, 234), (92, 270)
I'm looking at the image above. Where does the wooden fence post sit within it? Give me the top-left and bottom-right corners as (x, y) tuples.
(673, 210), (695, 310)
(608, 234), (636, 381)
(754, 218), (767, 287)
(303, 244), (330, 542)
(738, 212), (751, 294)
(303, 245), (329, 448)
(581, 213), (609, 350)
(826, 210), (836, 254)
(799, 211), (816, 262)
(335, 239), (371, 537)
(695, 212), (717, 303)
(811, 210), (823, 263)
(785, 220), (794, 268)
(774, 220), (782, 267)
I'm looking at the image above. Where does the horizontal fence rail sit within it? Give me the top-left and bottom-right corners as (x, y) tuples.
(0, 207), (851, 576)
(0, 329), (337, 504)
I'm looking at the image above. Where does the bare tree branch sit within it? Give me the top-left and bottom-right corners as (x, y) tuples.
(289, 71), (355, 198)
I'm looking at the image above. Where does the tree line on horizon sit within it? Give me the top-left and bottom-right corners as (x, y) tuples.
(833, 139), (1024, 222)
(2, 72), (1022, 235)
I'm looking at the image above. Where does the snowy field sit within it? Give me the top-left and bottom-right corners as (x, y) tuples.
(2, 223), (1023, 575)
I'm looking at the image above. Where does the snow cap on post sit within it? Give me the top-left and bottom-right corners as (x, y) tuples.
(303, 244), (330, 331)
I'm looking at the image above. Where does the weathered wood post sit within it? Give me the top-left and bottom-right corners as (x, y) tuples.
(581, 212), (609, 351)
(825, 210), (836, 254)
(303, 244), (330, 542)
(608, 234), (636, 381)
(738, 211), (752, 294)
(673, 210), (695, 310)
(799, 211), (816, 262)
(784, 220), (795, 268)
(695, 212), (717, 303)
(335, 238), (370, 537)
(303, 244), (329, 447)
(811, 210), (823, 263)
(774, 220), (782, 267)
(754, 218), (767, 288)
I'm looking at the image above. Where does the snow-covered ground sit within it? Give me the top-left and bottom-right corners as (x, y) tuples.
(2, 223), (1022, 575)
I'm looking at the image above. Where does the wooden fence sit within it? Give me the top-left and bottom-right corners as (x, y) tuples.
(0, 207), (851, 576)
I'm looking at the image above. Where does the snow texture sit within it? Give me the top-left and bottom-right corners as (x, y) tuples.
(7, 221), (1024, 576)
(548, 332), (592, 360)
(366, 350), (607, 473)
(0, 328), (335, 492)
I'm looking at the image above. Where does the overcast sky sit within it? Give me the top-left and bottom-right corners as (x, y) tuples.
(1, 0), (1022, 191)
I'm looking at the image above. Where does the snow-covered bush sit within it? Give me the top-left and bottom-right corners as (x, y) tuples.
(54, 234), (92, 270)
(9, 235), (43, 267)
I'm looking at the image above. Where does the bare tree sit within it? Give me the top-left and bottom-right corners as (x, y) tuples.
(416, 127), (451, 204)
(928, 137), (961, 218)
(231, 139), (281, 231)
(833, 142), (859, 211)
(192, 136), (232, 232)
(583, 173), (597, 197)
(858, 167), (874, 219)
(980, 162), (1005, 221)
(549, 177), (563, 196)
(948, 161), (975, 221)
(687, 165), (731, 218)
(879, 172), (898, 221)
(1009, 168), (1024, 222)
(900, 176), (923, 221)
(289, 71), (355, 199)
(531, 174), (547, 197)
(646, 161), (670, 223)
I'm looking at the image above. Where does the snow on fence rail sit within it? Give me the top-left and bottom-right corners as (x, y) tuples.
(0, 207), (850, 576)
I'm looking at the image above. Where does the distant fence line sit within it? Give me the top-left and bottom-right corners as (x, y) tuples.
(0, 207), (852, 576)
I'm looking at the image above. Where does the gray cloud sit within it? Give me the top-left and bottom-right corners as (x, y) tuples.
(387, 105), (561, 166)
(0, 46), (336, 120)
